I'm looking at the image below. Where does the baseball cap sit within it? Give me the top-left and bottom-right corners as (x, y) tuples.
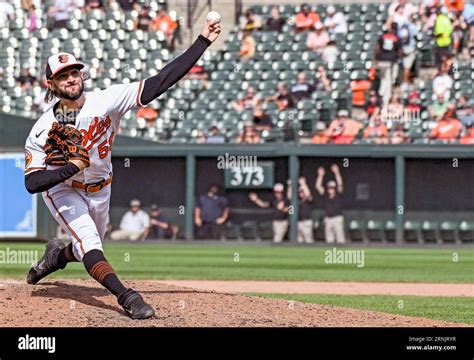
(130, 199), (141, 207)
(314, 21), (324, 30)
(151, 204), (159, 211)
(327, 5), (336, 14)
(273, 183), (284, 192)
(45, 52), (84, 80)
(327, 180), (337, 188)
(338, 109), (349, 117)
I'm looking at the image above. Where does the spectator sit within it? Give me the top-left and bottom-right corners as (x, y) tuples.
(429, 93), (451, 120)
(306, 22), (330, 54)
(21, 0), (33, 11)
(421, 0), (440, 32)
(405, 91), (424, 122)
(195, 130), (207, 144)
(110, 199), (150, 241)
(314, 65), (332, 91)
(311, 122), (329, 144)
(48, 0), (75, 29)
(295, 3), (320, 31)
(429, 105), (462, 140)
(432, 65), (453, 101)
(434, 6), (454, 68)
(16, 66), (38, 90)
(240, 8), (263, 32)
(186, 60), (209, 89)
(236, 122), (261, 144)
(85, 0), (103, 11)
(459, 99), (474, 126)
(397, 15), (418, 91)
(384, 93), (405, 122)
(326, 109), (363, 144)
(457, 93), (472, 116)
(136, 106), (158, 126)
(375, 23), (402, 106)
(206, 125), (226, 144)
(365, 89), (382, 117)
(266, 82), (296, 110)
(239, 29), (256, 60)
(118, 0), (137, 11)
(452, 10), (468, 55)
(265, 6), (286, 32)
(287, 177), (314, 244)
(290, 72), (315, 102)
(322, 40), (339, 63)
(253, 105), (272, 130)
(390, 122), (408, 144)
(27, 5), (39, 32)
(195, 185), (229, 239)
(388, 0), (418, 20)
(249, 183), (289, 243)
(323, 5), (348, 34)
(154, 8), (177, 49)
(135, 5), (153, 31)
(364, 109), (389, 144)
(0, 0), (14, 28)
(315, 165), (346, 244)
(148, 204), (178, 240)
(33, 80), (50, 113)
(460, 124), (474, 144)
(232, 87), (258, 111)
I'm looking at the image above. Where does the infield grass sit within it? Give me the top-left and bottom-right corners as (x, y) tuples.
(0, 243), (472, 283)
(248, 293), (474, 325)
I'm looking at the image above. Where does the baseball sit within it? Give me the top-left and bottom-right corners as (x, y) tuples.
(206, 11), (221, 23)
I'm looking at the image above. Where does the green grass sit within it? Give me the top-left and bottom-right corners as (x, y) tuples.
(248, 293), (474, 325)
(0, 243), (472, 283)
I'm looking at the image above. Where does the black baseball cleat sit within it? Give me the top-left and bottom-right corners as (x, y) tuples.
(118, 288), (155, 320)
(26, 239), (65, 285)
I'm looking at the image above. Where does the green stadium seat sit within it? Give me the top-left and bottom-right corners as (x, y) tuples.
(384, 220), (397, 243)
(224, 222), (240, 241)
(348, 219), (365, 243)
(258, 221), (274, 241)
(439, 221), (459, 243)
(240, 221), (259, 240)
(366, 220), (385, 242)
(421, 220), (440, 243)
(458, 221), (474, 243)
(404, 220), (421, 243)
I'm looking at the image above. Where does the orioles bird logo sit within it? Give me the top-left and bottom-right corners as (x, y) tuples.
(58, 55), (69, 63)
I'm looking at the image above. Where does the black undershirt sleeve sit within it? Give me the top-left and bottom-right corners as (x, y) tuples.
(140, 35), (212, 105)
(25, 163), (80, 194)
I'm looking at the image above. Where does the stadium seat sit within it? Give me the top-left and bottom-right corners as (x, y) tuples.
(366, 220), (385, 242)
(458, 221), (474, 243)
(224, 221), (240, 241)
(404, 221), (421, 243)
(240, 221), (259, 240)
(258, 221), (274, 241)
(384, 220), (396, 243)
(421, 220), (440, 243)
(439, 221), (459, 243)
(348, 219), (365, 243)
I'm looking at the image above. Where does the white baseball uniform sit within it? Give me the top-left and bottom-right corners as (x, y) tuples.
(24, 81), (144, 261)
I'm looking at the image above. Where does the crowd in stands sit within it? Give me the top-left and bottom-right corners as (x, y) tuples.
(2, 1), (474, 144)
(225, 1), (474, 145)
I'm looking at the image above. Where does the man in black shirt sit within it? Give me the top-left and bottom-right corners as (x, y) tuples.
(375, 23), (402, 106)
(249, 183), (289, 242)
(290, 72), (316, 102)
(195, 185), (229, 239)
(315, 164), (345, 244)
(148, 205), (178, 240)
(135, 5), (153, 32)
(265, 6), (286, 32)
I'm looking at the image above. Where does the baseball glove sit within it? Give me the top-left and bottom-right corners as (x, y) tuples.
(44, 122), (90, 167)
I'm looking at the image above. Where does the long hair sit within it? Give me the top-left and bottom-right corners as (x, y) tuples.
(44, 87), (56, 104)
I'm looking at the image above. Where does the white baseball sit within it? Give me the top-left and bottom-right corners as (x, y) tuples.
(206, 11), (221, 23)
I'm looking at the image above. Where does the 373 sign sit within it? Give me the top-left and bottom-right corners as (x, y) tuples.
(224, 162), (274, 189)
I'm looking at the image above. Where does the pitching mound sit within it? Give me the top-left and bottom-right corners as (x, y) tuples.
(0, 280), (465, 327)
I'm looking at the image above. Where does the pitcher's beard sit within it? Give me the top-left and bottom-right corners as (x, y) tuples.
(56, 80), (84, 101)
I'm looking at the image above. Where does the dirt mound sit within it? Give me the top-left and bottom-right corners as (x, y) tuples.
(0, 280), (466, 327)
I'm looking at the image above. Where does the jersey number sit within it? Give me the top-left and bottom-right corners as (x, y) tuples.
(98, 132), (115, 159)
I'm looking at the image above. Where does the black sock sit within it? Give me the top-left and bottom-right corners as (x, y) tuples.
(82, 249), (127, 297)
(57, 243), (77, 269)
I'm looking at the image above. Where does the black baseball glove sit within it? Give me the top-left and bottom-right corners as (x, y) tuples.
(44, 122), (90, 167)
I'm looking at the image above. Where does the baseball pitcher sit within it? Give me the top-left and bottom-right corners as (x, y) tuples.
(23, 19), (221, 319)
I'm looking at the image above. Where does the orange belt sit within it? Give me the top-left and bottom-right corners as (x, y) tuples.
(71, 173), (113, 193)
